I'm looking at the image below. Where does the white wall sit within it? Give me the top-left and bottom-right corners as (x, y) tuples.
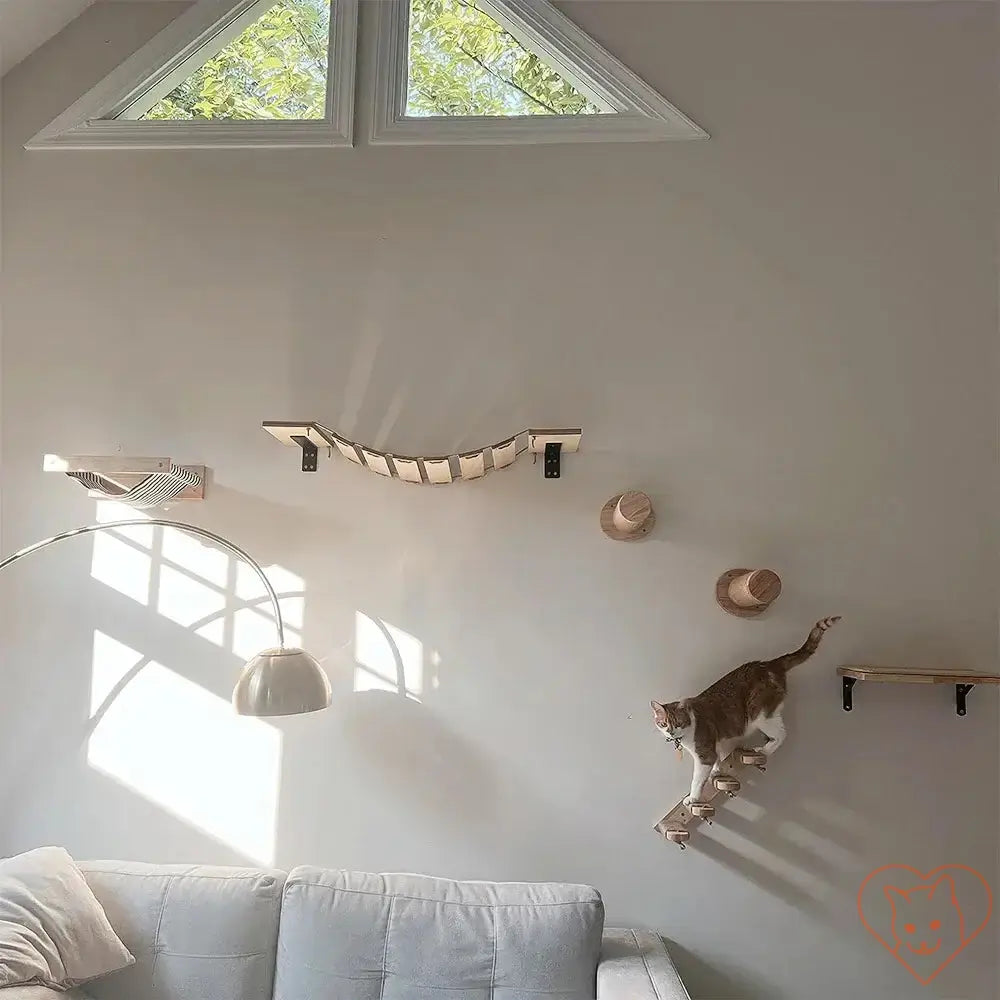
(1, 3), (997, 998)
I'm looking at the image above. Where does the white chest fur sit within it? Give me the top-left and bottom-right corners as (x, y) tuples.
(668, 709), (773, 762)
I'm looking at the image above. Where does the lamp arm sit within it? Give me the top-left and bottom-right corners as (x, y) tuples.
(0, 519), (286, 649)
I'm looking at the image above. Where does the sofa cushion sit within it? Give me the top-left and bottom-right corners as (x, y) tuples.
(79, 862), (285, 1000)
(275, 869), (604, 1000)
(0, 986), (94, 1000)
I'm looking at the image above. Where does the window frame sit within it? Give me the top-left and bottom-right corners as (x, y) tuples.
(27, 0), (707, 151)
(27, 0), (358, 150)
(370, 0), (708, 146)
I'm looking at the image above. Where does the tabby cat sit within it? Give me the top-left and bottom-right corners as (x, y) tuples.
(651, 617), (841, 805)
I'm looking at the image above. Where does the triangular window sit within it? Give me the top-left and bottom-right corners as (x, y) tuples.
(372, 0), (707, 144)
(28, 0), (358, 148)
(132, 0), (332, 122)
(27, 0), (705, 149)
(405, 0), (609, 118)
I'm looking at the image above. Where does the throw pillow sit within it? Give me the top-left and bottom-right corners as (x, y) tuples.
(0, 846), (134, 990)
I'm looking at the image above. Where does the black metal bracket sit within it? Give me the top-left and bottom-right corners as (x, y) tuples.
(544, 442), (562, 479)
(291, 435), (319, 473)
(956, 683), (974, 717)
(842, 676), (856, 712)
(842, 676), (978, 716)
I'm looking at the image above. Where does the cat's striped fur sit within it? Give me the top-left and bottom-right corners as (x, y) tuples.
(652, 617), (841, 804)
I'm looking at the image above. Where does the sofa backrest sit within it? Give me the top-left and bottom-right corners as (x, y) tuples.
(274, 868), (605, 1000)
(80, 862), (285, 1000)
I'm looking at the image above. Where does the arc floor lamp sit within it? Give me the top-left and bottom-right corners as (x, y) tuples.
(0, 520), (332, 717)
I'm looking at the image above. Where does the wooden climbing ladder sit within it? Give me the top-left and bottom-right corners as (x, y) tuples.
(654, 748), (768, 849)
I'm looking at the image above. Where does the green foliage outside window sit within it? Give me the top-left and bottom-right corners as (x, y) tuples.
(143, 0), (330, 120)
(406, 0), (601, 117)
(142, 0), (602, 122)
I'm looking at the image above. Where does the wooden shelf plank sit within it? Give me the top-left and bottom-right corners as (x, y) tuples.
(838, 666), (1000, 685)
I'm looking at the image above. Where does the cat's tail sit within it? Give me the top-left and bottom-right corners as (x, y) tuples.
(770, 616), (842, 673)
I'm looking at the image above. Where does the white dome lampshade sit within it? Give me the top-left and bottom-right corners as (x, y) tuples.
(233, 647), (332, 717)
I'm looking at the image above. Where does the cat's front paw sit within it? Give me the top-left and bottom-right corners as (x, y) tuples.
(682, 795), (695, 807)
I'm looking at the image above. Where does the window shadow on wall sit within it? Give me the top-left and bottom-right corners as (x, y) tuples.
(0, 490), (333, 865)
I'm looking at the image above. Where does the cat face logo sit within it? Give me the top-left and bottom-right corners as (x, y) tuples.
(858, 865), (993, 984)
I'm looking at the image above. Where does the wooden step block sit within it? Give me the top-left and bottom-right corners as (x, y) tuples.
(689, 802), (715, 822)
(713, 774), (741, 795)
(664, 828), (690, 849)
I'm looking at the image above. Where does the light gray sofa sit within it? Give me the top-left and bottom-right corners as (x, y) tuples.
(2, 862), (689, 1000)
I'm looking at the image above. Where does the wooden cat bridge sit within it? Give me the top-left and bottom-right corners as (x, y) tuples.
(263, 422), (582, 482)
(654, 747), (768, 849)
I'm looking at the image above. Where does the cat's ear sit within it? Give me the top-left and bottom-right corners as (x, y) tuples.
(884, 885), (906, 907)
(928, 875), (956, 903)
(650, 700), (668, 723)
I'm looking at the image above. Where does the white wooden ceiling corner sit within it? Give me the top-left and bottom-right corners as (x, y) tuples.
(0, 0), (183, 79)
(0, 0), (96, 77)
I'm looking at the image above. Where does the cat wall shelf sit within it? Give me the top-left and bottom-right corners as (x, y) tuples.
(838, 665), (1000, 717)
(600, 491), (655, 540)
(716, 568), (782, 617)
(263, 422), (582, 482)
(655, 747), (768, 850)
(44, 455), (205, 508)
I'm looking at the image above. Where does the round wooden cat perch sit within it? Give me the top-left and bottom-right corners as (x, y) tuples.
(716, 568), (782, 617)
(600, 491), (655, 541)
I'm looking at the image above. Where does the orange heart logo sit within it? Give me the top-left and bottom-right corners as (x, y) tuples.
(858, 865), (993, 984)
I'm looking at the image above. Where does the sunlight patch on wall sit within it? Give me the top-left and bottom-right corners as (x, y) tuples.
(88, 630), (281, 863)
(778, 819), (859, 868)
(800, 797), (869, 833)
(232, 607), (300, 660)
(233, 562), (303, 659)
(95, 500), (153, 534)
(161, 528), (229, 587)
(726, 798), (766, 823)
(90, 503), (303, 658)
(91, 503), (153, 605)
(196, 618), (227, 647)
(90, 532), (152, 606)
(711, 823), (831, 899)
(354, 612), (423, 700)
(158, 563), (227, 628)
(237, 563), (305, 627)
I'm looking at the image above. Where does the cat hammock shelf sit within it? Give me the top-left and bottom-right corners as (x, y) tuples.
(654, 747), (768, 850)
(44, 455), (205, 508)
(838, 666), (1000, 717)
(262, 422), (582, 482)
